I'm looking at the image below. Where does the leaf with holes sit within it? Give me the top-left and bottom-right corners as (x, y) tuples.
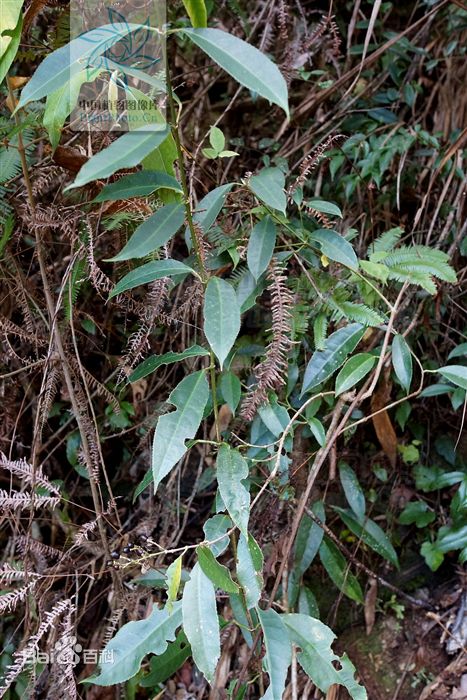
(283, 614), (367, 699)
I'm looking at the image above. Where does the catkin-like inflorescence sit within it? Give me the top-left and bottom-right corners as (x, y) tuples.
(241, 261), (294, 420)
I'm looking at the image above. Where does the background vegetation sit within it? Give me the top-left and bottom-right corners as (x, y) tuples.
(0, 0), (466, 698)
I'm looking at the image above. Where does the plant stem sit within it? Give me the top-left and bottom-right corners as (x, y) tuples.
(165, 59), (207, 282)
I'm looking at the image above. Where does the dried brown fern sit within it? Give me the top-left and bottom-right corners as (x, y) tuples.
(241, 261), (294, 420)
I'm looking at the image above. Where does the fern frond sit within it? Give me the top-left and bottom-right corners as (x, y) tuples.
(369, 227), (403, 254)
(0, 453), (60, 495)
(330, 297), (385, 326)
(0, 581), (37, 615)
(386, 268), (437, 295)
(313, 312), (328, 350)
(382, 246), (457, 283)
(0, 490), (60, 510)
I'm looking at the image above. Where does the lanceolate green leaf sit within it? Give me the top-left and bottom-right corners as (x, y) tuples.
(437, 365), (467, 390)
(319, 538), (363, 603)
(140, 631), (191, 687)
(43, 70), (89, 150)
(182, 0), (207, 27)
(247, 216), (276, 281)
(308, 229), (359, 270)
(283, 614), (367, 700)
(152, 370), (209, 491)
(257, 608), (292, 700)
(67, 125), (170, 190)
(93, 171), (183, 202)
(17, 23), (144, 108)
(182, 563), (220, 683)
(204, 278), (241, 369)
(197, 545), (239, 593)
(86, 602), (182, 685)
(333, 507), (399, 568)
(302, 323), (365, 394)
(249, 168), (287, 214)
(219, 371), (242, 413)
(109, 203), (185, 261)
(294, 500), (325, 575)
(110, 259), (196, 298)
(188, 183), (234, 241)
(236, 533), (263, 609)
(392, 334), (413, 393)
(339, 463), (365, 522)
(183, 29), (289, 115)
(0, 8), (23, 86)
(129, 345), (210, 382)
(216, 444), (250, 537)
(335, 353), (376, 396)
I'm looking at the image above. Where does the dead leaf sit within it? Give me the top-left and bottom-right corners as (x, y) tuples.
(8, 76), (28, 90)
(371, 373), (397, 468)
(52, 145), (89, 173)
(209, 403), (232, 440)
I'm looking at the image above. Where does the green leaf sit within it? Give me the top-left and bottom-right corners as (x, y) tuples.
(183, 29), (288, 115)
(165, 555), (183, 611)
(335, 353), (376, 396)
(204, 278), (241, 369)
(249, 168), (287, 214)
(437, 365), (467, 390)
(86, 602), (182, 685)
(298, 587), (320, 618)
(43, 71), (89, 150)
(302, 323), (365, 394)
(307, 417), (326, 447)
(436, 523), (467, 553)
(333, 507), (399, 568)
(339, 463), (365, 522)
(192, 183), (234, 232)
(152, 370), (209, 492)
(308, 199), (343, 218)
(110, 259), (196, 298)
(308, 229), (359, 270)
(209, 126), (225, 152)
(182, 563), (220, 683)
(283, 614), (367, 699)
(294, 500), (325, 575)
(140, 631), (191, 687)
(108, 203), (185, 261)
(236, 533), (263, 609)
(219, 371), (242, 413)
(0, 12), (22, 86)
(398, 501), (435, 528)
(197, 545), (239, 593)
(203, 514), (232, 557)
(67, 125), (170, 190)
(319, 538), (363, 603)
(182, 0), (207, 27)
(17, 23), (144, 108)
(0, 0), (23, 60)
(93, 171), (182, 202)
(129, 345), (210, 382)
(392, 335), (413, 393)
(247, 216), (276, 281)
(420, 541), (444, 571)
(448, 343), (467, 360)
(257, 608), (292, 700)
(216, 444), (250, 538)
